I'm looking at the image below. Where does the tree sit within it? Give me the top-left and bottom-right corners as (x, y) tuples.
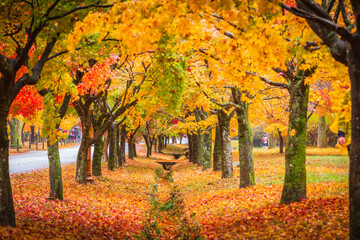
(0, 0), (112, 226)
(281, 1), (360, 237)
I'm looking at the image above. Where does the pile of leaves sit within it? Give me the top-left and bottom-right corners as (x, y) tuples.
(0, 147), (348, 239)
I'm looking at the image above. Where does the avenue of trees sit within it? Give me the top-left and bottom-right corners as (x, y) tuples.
(0, 0), (358, 239)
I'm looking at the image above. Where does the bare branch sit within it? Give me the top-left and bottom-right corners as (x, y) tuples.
(246, 71), (289, 89)
(281, 3), (353, 42)
(11, 38), (57, 104)
(47, 3), (113, 21)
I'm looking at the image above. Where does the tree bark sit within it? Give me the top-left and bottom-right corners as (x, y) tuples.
(317, 115), (327, 148)
(157, 134), (163, 152)
(115, 125), (120, 166)
(92, 121), (104, 176)
(218, 109), (233, 178)
(280, 81), (309, 204)
(191, 132), (199, 165)
(102, 131), (109, 162)
(9, 118), (23, 148)
(108, 123), (117, 171)
(267, 132), (276, 149)
(198, 109), (212, 170)
(118, 125), (127, 166)
(128, 139), (134, 160)
(194, 109), (204, 167)
(235, 100), (255, 188)
(202, 128), (212, 170)
(213, 125), (222, 171)
(278, 130), (284, 154)
(74, 107), (91, 184)
(143, 134), (152, 158)
(187, 133), (194, 163)
(92, 137), (104, 176)
(47, 141), (63, 200)
(30, 125), (35, 143)
(132, 142), (137, 157)
(0, 107), (15, 227)
(347, 41), (360, 240)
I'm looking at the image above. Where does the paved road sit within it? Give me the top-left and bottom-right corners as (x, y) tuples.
(9, 145), (81, 174)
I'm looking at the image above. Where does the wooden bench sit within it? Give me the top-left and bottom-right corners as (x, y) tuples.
(156, 161), (177, 170)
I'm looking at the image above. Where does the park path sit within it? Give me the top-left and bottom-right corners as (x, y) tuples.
(9, 145), (80, 174)
(9, 142), (130, 174)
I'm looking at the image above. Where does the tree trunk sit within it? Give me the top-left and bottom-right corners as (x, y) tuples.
(92, 121), (104, 176)
(108, 123), (117, 171)
(213, 125), (222, 171)
(280, 81), (309, 205)
(8, 118), (23, 148)
(202, 127), (212, 170)
(132, 142), (137, 157)
(236, 101), (255, 188)
(267, 132), (276, 149)
(128, 138), (134, 160)
(48, 141), (63, 200)
(143, 134), (152, 158)
(92, 137), (104, 176)
(0, 107), (16, 226)
(164, 136), (168, 148)
(347, 42), (360, 240)
(187, 133), (194, 163)
(30, 125), (35, 143)
(218, 109), (233, 178)
(75, 110), (91, 184)
(191, 132), (199, 165)
(76, 137), (90, 184)
(21, 122), (25, 145)
(102, 131), (109, 162)
(116, 125), (120, 166)
(157, 135), (163, 152)
(194, 109), (204, 167)
(278, 130), (284, 154)
(119, 125), (127, 166)
(153, 136), (158, 153)
(317, 115), (327, 148)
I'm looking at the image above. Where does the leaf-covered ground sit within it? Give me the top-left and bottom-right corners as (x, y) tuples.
(0, 146), (348, 239)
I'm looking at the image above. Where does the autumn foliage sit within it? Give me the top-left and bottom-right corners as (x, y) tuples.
(0, 146), (348, 239)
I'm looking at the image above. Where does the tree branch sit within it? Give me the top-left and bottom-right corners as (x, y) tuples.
(283, 1), (347, 64)
(0, 55), (15, 79)
(46, 3), (113, 21)
(246, 71), (289, 89)
(47, 38), (119, 61)
(281, 3), (353, 42)
(11, 38), (57, 104)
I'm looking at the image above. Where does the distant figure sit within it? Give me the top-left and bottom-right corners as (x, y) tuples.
(330, 90), (351, 153)
(262, 136), (268, 148)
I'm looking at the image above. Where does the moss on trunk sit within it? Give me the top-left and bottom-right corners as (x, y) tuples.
(235, 101), (255, 188)
(9, 118), (23, 148)
(280, 81), (309, 205)
(202, 128), (212, 170)
(194, 109), (204, 167)
(118, 125), (127, 166)
(92, 137), (104, 176)
(317, 115), (327, 148)
(0, 109), (16, 226)
(213, 125), (222, 171)
(218, 109), (233, 178)
(108, 123), (117, 171)
(48, 141), (63, 200)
